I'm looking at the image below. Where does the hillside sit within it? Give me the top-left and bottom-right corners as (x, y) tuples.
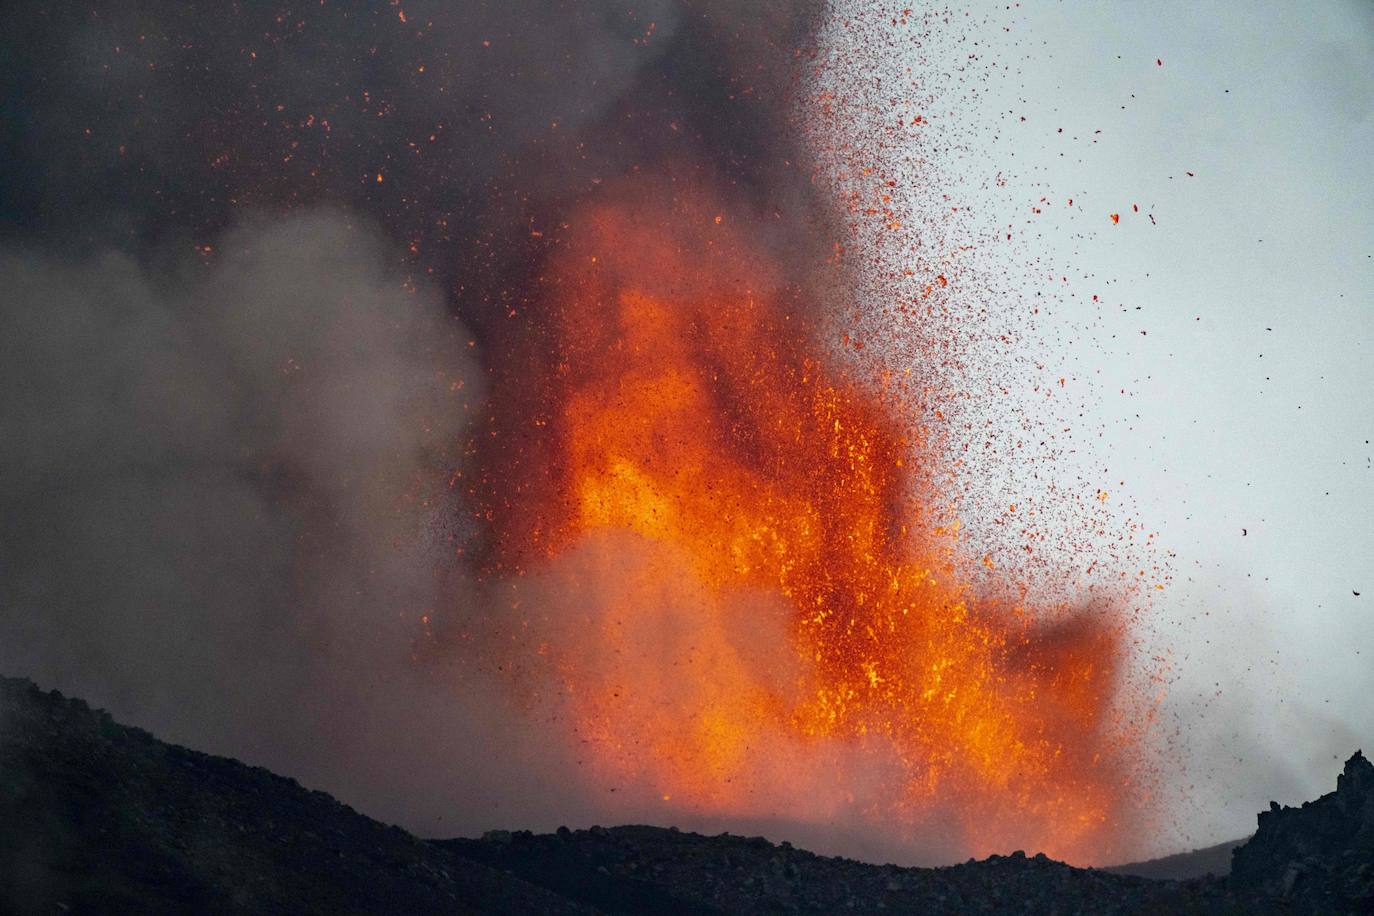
(1103, 838), (1245, 880)
(2, 676), (1369, 914)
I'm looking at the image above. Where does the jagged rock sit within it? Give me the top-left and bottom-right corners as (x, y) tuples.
(1230, 750), (1374, 913)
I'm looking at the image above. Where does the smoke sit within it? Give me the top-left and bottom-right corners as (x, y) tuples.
(0, 200), (1132, 862)
(0, 0), (859, 851)
(0, 0), (1152, 867)
(0, 208), (627, 838)
(0, 211), (451, 754)
(1152, 573), (1369, 849)
(0, 205), (961, 855)
(0, 0), (824, 323)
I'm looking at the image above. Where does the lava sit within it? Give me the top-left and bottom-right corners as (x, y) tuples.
(470, 182), (1145, 864)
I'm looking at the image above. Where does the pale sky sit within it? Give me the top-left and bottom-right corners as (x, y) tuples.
(846, 0), (1374, 847)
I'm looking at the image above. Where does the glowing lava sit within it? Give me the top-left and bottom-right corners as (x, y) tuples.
(472, 183), (1144, 864)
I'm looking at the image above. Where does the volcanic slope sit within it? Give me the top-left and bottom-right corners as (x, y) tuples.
(1104, 838), (1246, 880)
(3, 675), (1371, 915)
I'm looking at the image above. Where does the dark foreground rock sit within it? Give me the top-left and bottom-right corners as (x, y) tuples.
(1230, 749), (1374, 911)
(443, 827), (1236, 915)
(0, 675), (1367, 914)
(0, 677), (587, 915)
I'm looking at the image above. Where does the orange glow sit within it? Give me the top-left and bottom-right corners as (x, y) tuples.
(474, 181), (1143, 864)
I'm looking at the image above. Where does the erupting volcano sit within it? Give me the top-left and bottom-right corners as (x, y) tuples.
(0, 0), (1205, 880)
(5, 1), (1372, 910)
(460, 177), (1147, 863)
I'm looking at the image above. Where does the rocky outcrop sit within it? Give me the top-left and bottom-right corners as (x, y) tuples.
(1230, 750), (1374, 913)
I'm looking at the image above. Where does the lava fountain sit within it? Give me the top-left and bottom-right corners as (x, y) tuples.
(0, 0), (1162, 871)
(463, 173), (1147, 864)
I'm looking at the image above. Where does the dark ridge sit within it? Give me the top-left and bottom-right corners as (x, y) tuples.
(3, 674), (1370, 914)
(0, 676), (588, 915)
(440, 826), (1233, 915)
(1103, 838), (1247, 880)
(1230, 749), (1374, 910)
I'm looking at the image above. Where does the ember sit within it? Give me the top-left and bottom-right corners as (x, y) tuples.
(468, 180), (1144, 863)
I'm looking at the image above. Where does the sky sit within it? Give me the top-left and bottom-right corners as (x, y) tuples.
(882, 0), (1374, 846)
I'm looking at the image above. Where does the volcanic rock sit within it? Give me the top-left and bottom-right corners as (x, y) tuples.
(1229, 749), (1374, 912)
(2, 674), (1371, 914)
(0, 676), (588, 915)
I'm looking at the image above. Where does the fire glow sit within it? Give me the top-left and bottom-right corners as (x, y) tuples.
(470, 183), (1147, 865)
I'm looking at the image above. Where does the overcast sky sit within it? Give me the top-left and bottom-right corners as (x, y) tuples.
(878, 0), (1374, 845)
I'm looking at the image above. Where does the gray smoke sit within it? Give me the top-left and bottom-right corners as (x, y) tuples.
(0, 211), (530, 822)
(0, 0), (950, 856)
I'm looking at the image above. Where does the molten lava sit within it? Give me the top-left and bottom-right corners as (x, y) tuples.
(473, 182), (1142, 864)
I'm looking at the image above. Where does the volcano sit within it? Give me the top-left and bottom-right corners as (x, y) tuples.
(5, 0), (1364, 902)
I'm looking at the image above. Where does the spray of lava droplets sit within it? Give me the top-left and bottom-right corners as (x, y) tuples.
(442, 4), (1165, 867)
(0, 0), (1174, 869)
(465, 175), (1155, 862)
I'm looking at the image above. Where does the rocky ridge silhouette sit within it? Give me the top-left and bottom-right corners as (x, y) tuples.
(1, 675), (1369, 914)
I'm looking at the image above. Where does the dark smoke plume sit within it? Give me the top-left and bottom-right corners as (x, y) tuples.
(1, 0), (839, 843)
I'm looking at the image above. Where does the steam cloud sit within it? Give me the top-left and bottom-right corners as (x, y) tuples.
(2, 0), (914, 854)
(1, 213), (481, 811)
(0, 210), (674, 841)
(0, 215), (927, 856)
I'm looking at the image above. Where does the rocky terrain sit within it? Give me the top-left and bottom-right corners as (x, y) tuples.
(1231, 748), (1374, 911)
(1, 675), (1369, 914)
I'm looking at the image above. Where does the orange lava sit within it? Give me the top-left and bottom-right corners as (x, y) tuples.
(473, 181), (1142, 864)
